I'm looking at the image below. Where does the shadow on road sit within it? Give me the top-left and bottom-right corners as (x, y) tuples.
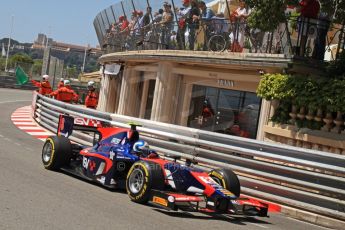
(152, 208), (272, 226)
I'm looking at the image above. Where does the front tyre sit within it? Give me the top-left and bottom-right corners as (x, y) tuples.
(126, 161), (164, 204)
(209, 168), (241, 197)
(42, 136), (72, 170)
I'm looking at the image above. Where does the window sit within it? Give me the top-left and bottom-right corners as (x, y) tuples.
(188, 85), (261, 139)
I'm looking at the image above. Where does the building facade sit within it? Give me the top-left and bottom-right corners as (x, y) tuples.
(97, 50), (292, 140)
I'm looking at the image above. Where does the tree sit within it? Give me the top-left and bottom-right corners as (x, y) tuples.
(32, 59), (43, 76)
(245, 0), (345, 31)
(9, 53), (33, 65)
(66, 66), (78, 79)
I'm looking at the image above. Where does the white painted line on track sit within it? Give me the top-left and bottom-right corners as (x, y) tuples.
(27, 132), (53, 136)
(0, 134), (4, 138)
(11, 119), (33, 122)
(4, 138), (11, 142)
(0, 100), (31, 104)
(13, 122), (36, 125)
(248, 223), (269, 229)
(287, 217), (331, 230)
(18, 127), (43, 130)
(11, 106), (54, 142)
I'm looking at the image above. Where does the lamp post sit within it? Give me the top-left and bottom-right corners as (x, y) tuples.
(5, 15), (14, 72)
(81, 44), (88, 73)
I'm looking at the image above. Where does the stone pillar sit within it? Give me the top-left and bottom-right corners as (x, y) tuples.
(178, 83), (193, 126)
(139, 79), (150, 118)
(150, 62), (181, 123)
(98, 74), (110, 112)
(105, 76), (117, 113)
(117, 66), (140, 116)
(257, 99), (271, 141)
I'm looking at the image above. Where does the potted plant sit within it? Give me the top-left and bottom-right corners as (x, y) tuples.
(257, 73), (293, 123)
(329, 78), (345, 133)
(257, 73), (293, 105)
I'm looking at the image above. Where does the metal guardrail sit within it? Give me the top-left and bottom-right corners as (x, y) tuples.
(33, 93), (345, 221)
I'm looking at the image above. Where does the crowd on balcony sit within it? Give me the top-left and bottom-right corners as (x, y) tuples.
(102, 0), (334, 59)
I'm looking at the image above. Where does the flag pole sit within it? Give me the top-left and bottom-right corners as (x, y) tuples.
(5, 15), (14, 72)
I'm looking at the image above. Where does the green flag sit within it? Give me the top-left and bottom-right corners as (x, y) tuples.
(15, 66), (29, 85)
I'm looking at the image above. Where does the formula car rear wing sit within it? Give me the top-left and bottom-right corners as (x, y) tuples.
(57, 114), (109, 140)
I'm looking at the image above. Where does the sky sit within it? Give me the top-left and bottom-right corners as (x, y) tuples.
(0, 0), (120, 47)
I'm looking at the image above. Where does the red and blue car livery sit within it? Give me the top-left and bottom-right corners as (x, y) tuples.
(42, 114), (268, 217)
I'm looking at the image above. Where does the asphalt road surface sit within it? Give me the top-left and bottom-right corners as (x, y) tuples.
(0, 88), (330, 230)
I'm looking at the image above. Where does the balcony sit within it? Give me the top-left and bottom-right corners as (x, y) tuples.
(95, 7), (344, 62)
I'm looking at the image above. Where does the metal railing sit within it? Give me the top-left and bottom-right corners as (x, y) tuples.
(33, 93), (345, 221)
(94, 0), (344, 61)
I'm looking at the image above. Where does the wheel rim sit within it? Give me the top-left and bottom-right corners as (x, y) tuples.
(42, 141), (53, 163)
(128, 168), (144, 194)
(211, 175), (223, 187)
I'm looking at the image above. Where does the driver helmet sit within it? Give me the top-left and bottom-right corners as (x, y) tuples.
(88, 81), (95, 89)
(133, 140), (149, 152)
(42, 75), (49, 81)
(64, 80), (71, 86)
(60, 78), (64, 82)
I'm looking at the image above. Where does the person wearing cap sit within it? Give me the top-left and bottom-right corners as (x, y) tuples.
(119, 15), (129, 32)
(176, 0), (191, 50)
(85, 81), (98, 109)
(58, 78), (64, 89)
(160, 3), (174, 49)
(50, 79), (78, 103)
(31, 75), (53, 95)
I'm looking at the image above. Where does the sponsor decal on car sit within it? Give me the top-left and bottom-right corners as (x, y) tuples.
(153, 196), (168, 207)
(74, 117), (101, 127)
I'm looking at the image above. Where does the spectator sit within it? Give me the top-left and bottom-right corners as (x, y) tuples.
(197, 1), (215, 50)
(297, 0), (320, 56)
(170, 31), (178, 49)
(299, 0), (320, 19)
(50, 80), (78, 103)
(31, 75), (52, 95)
(58, 78), (64, 89)
(187, 0), (200, 50)
(128, 11), (139, 35)
(313, 9), (331, 60)
(143, 7), (152, 28)
(153, 9), (164, 23)
(160, 3), (174, 49)
(176, 0), (191, 50)
(198, 1), (214, 20)
(85, 81), (98, 109)
(119, 15), (129, 34)
(230, 0), (251, 52)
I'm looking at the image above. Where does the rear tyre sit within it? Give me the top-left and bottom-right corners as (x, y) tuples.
(208, 35), (226, 52)
(209, 168), (241, 197)
(126, 161), (165, 204)
(42, 136), (72, 170)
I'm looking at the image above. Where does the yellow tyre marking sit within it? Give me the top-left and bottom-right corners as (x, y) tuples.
(44, 138), (55, 168)
(210, 171), (226, 188)
(127, 162), (151, 201)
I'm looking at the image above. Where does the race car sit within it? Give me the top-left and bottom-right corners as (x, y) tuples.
(41, 114), (268, 217)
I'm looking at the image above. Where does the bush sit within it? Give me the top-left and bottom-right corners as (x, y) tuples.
(256, 73), (293, 100)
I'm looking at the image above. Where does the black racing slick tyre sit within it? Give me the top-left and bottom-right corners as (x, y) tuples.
(126, 161), (165, 204)
(42, 136), (72, 170)
(209, 168), (241, 197)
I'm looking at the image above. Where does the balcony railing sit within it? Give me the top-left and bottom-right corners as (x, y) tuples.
(94, 1), (344, 61)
